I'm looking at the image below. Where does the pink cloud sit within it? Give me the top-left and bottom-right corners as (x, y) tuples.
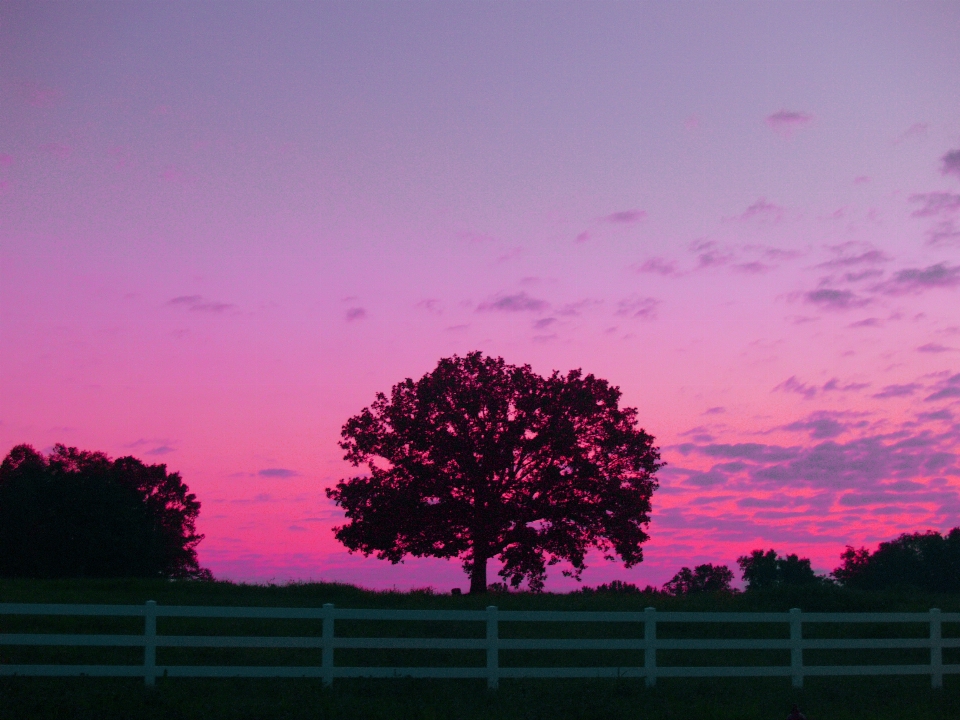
(0, 155), (13, 168)
(575, 231), (590, 243)
(765, 109), (813, 137)
(683, 115), (700, 131)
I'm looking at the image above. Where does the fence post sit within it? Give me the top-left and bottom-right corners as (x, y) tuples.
(644, 607), (657, 688)
(322, 603), (335, 687)
(931, 608), (942, 689)
(486, 605), (499, 690)
(789, 608), (803, 689)
(144, 600), (157, 687)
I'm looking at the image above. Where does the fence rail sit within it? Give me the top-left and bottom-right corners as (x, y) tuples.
(1, 602), (957, 689)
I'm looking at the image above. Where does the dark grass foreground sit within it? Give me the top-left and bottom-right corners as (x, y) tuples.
(2, 676), (959, 720)
(4, 579), (960, 719)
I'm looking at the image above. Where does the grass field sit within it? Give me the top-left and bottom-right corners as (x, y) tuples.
(3, 579), (960, 719)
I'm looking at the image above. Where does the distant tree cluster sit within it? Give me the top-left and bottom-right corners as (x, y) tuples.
(738, 549), (820, 590)
(580, 532), (960, 597)
(0, 444), (210, 580)
(833, 530), (960, 593)
(662, 563), (735, 595)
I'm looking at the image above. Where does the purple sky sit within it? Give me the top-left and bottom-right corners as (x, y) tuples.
(2, 2), (960, 590)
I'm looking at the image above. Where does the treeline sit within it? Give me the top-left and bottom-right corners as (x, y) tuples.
(0, 444), (210, 580)
(580, 532), (960, 596)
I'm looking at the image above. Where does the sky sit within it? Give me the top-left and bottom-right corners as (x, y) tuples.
(2, 1), (960, 591)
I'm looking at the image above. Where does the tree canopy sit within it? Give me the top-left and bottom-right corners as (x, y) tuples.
(326, 352), (663, 593)
(662, 563), (734, 595)
(0, 444), (209, 579)
(737, 549), (821, 591)
(832, 529), (960, 593)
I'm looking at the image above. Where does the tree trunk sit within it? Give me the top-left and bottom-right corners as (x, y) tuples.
(469, 552), (488, 594)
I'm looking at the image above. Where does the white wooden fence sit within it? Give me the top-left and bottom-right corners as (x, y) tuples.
(1, 602), (956, 689)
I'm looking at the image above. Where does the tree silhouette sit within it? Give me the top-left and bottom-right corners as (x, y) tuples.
(326, 352), (663, 593)
(737, 549), (820, 590)
(663, 563), (734, 595)
(832, 529), (960, 593)
(0, 444), (210, 579)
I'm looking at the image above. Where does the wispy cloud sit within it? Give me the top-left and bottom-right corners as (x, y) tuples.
(804, 288), (869, 310)
(477, 292), (548, 313)
(690, 239), (733, 268)
(258, 468), (299, 478)
(893, 123), (928, 145)
(775, 377), (866, 400)
(765, 109), (813, 137)
(873, 383), (922, 399)
(942, 149), (960, 180)
(635, 257), (680, 276)
(816, 249), (890, 268)
(167, 295), (236, 313)
(910, 193), (960, 217)
(774, 376), (818, 399)
(782, 413), (851, 440)
(737, 198), (783, 222)
(616, 295), (658, 319)
(874, 263), (960, 295)
(602, 210), (647, 224)
(928, 221), (960, 247)
(925, 373), (960, 402)
(918, 343), (953, 354)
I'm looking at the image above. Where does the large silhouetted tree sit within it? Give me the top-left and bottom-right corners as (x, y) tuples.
(0, 444), (210, 579)
(832, 529), (960, 593)
(326, 352), (663, 593)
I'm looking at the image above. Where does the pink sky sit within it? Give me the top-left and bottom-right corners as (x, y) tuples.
(2, 2), (960, 591)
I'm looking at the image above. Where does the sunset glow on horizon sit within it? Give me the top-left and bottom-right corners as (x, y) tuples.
(2, 2), (960, 591)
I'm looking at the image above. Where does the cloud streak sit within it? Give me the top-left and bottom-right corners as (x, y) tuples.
(477, 292), (548, 313)
(167, 295), (236, 313)
(766, 109), (813, 137)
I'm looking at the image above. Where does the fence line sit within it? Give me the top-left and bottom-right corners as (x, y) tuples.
(1, 602), (958, 689)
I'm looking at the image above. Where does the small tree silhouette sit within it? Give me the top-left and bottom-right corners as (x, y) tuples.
(0, 444), (210, 579)
(327, 352), (663, 593)
(737, 549), (820, 590)
(663, 563), (734, 595)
